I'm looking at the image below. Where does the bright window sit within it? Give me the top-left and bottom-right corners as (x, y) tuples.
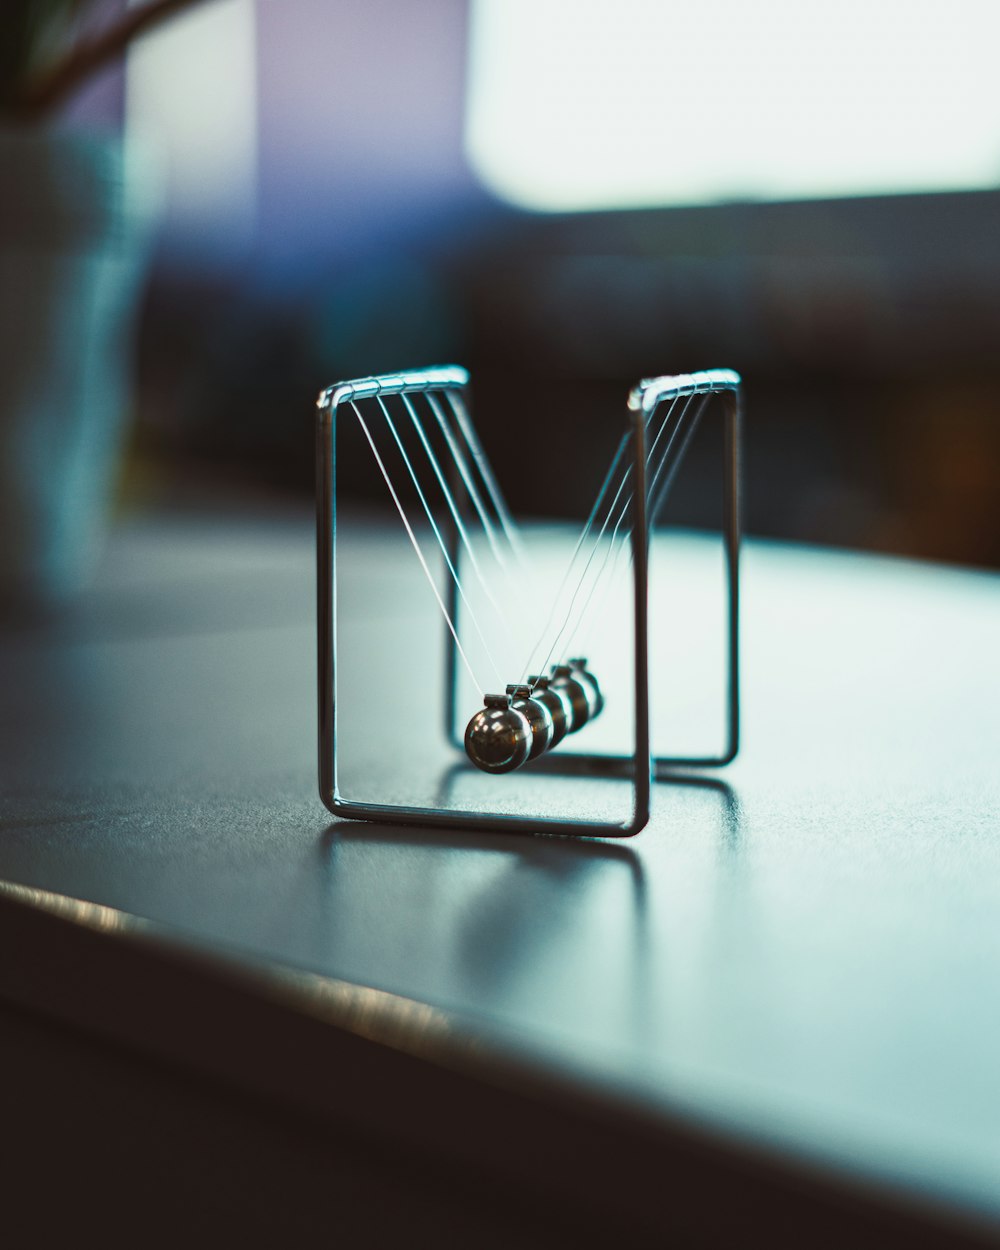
(465, 0), (1000, 210)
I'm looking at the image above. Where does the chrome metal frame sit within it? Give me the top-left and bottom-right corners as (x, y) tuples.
(317, 365), (741, 838)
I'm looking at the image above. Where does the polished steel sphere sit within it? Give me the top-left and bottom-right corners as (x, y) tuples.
(550, 664), (592, 732)
(465, 697), (532, 774)
(526, 675), (572, 747)
(507, 683), (554, 761)
(567, 657), (604, 719)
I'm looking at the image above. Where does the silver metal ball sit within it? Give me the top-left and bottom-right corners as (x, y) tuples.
(507, 683), (555, 761)
(465, 699), (532, 774)
(567, 658), (604, 719)
(550, 664), (591, 732)
(527, 676), (572, 747)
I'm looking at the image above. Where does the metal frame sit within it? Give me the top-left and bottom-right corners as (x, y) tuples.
(642, 371), (741, 775)
(317, 365), (740, 839)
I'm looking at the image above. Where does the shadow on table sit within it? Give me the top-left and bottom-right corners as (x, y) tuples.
(319, 772), (741, 1044)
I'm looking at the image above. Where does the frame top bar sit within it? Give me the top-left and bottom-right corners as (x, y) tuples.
(630, 368), (741, 416)
(317, 365), (469, 417)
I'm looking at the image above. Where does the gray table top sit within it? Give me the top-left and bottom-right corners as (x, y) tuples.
(1, 504), (998, 1235)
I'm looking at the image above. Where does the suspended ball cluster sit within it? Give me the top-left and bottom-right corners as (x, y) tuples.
(464, 659), (604, 774)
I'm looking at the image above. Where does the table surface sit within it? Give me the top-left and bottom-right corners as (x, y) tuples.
(1, 502), (998, 1238)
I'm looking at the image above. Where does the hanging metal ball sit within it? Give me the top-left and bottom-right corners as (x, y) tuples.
(526, 675), (572, 747)
(506, 683), (554, 761)
(465, 695), (532, 774)
(550, 664), (592, 733)
(567, 657), (604, 719)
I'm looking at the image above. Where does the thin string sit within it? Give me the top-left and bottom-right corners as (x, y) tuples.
(425, 392), (510, 572)
(422, 390), (522, 620)
(525, 395), (685, 681)
(400, 393), (515, 646)
(445, 390), (526, 564)
(596, 390), (699, 557)
(533, 472), (634, 680)
(564, 391), (714, 661)
(351, 401), (484, 694)
(376, 395), (505, 688)
(571, 392), (704, 623)
(517, 431), (631, 682)
(647, 392), (709, 525)
(353, 379), (716, 704)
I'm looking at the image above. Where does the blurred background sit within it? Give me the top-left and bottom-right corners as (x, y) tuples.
(5, 0), (1000, 584)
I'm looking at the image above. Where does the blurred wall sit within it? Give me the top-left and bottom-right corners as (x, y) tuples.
(255, 0), (483, 271)
(122, 0), (1000, 569)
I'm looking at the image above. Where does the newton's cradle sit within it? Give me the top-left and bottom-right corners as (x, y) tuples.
(317, 365), (741, 838)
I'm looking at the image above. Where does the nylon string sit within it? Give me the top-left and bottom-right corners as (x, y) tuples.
(400, 393), (516, 649)
(351, 401), (485, 694)
(425, 391), (511, 573)
(445, 390), (526, 565)
(375, 395), (505, 689)
(352, 383), (717, 702)
(564, 391), (714, 661)
(526, 393), (687, 682)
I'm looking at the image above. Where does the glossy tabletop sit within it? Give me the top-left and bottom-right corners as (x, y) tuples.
(1, 503), (998, 1240)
